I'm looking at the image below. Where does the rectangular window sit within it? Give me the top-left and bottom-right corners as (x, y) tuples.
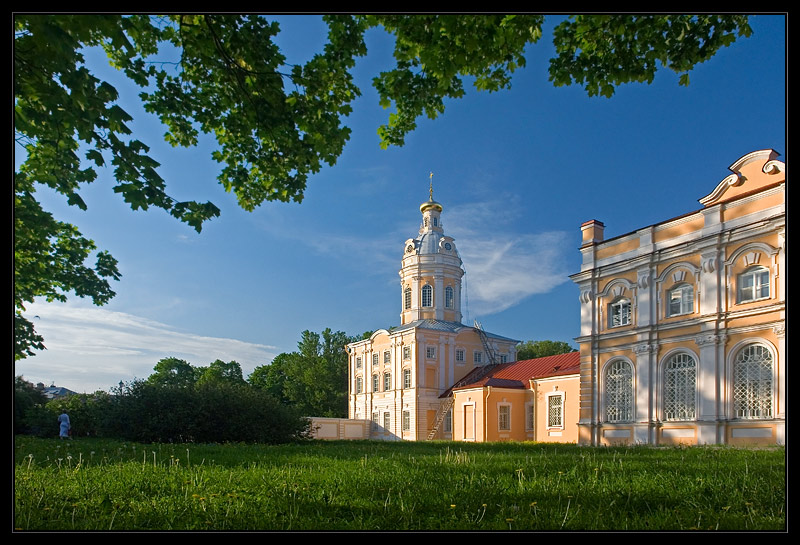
(426, 346), (436, 359)
(403, 346), (411, 360)
(372, 411), (380, 430)
(548, 394), (564, 428)
(668, 285), (693, 316)
(384, 351), (391, 364)
(372, 374), (380, 392)
(402, 410), (410, 431)
(384, 372), (391, 391)
(356, 377), (363, 394)
(372, 353), (379, 366)
(443, 409), (452, 433)
(526, 403), (534, 431)
(474, 351), (483, 364)
(609, 299), (631, 327)
(455, 348), (465, 362)
(500, 354), (508, 363)
(403, 369), (412, 389)
(498, 405), (511, 431)
(356, 357), (362, 369)
(383, 412), (391, 431)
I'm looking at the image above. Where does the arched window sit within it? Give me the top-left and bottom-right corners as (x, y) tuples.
(608, 298), (631, 327)
(404, 287), (412, 310)
(605, 360), (633, 422)
(738, 266), (770, 303)
(421, 284), (433, 307)
(668, 284), (693, 317)
(445, 286), (454, 308)
(663, 353), (696, 421)
(733, 344), (773, 419)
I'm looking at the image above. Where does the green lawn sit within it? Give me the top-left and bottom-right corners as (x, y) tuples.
(14, 436), (785, 531)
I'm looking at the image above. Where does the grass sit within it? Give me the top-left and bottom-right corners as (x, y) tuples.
(14, 436), (785, 531)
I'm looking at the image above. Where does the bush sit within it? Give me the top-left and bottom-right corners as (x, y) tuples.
(103, 380), (310, 444)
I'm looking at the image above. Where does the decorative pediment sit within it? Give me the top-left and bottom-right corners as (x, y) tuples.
(699, 149), (783, 207)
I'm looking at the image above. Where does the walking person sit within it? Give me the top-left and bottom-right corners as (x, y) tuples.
(58, 412), (71, 440)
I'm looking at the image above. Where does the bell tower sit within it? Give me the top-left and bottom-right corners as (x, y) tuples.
(399, 174), (464, 324)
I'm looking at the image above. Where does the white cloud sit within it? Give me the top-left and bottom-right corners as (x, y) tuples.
(17, 301), (279, 394)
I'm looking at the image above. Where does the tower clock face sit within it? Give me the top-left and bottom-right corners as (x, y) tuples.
(406, 244), (414, 253)
(444, 242), (452, 251)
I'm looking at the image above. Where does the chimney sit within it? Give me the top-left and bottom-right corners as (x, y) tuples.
(581, 219), (605, 246)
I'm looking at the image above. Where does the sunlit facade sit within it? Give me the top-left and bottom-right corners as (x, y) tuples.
(571, 150), (785, 446)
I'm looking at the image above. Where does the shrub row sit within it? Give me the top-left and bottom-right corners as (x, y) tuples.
(18, 380), (310, 444)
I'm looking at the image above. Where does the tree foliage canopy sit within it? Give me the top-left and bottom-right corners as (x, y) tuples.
(14, 15), (752, 357)
(516, 340), (577, 361)
(250, 328), (359, 418)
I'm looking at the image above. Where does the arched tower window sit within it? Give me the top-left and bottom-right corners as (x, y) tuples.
(404, 287), (411, 310)
(663, 353), (696, 420)
(421, 284), (433, 307)
(605, 360), (633, 422)
(445, 286), (454, 308)
(733, 344), (773, 419)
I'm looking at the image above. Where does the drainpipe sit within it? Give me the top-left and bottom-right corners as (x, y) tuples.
(529, 379), (536, 441)
(484, 386), (491, 442)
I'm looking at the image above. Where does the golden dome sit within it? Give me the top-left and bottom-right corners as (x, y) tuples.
(420, 199), (443, 213)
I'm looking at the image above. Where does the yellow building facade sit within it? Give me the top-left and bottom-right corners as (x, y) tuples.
(570, 150), (785, 446)
(450, 352), (581, 443)
(347, 188), (519, 440)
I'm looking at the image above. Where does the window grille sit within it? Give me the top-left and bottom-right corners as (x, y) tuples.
(498, 405), (511, 431)
(372, 374), (379, 392)
(664, 353), (696, 420)
(733, 344), (773, 419)
(403, 369), (412, 389)
(384, 351), (391, 364)
(455, 349), (465, 362)
(445, 286), (454, 308)
(403, 346), (411, 360)
(404, 287), (412, 309)
(383, 372), (391, 391)
(548, 395), (563, 427)
(402, 411), (410, 431)
(605, 360), (633, 422)
(421, 285), (433, 307)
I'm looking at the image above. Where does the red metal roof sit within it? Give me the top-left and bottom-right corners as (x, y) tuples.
(451, 351), (580, 392)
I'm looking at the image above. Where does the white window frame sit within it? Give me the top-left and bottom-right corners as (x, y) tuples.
(473, 351), (483, 364)
(421, 284), (433, 307)
(384, 351), (391, 364)
(498, 404), (511, 431)
(609, 298), (631, 328)
(372, 353), (379, 366)
(383, 411), (391, 431)
(445, 286), (454, 308)
(546, 392), (565, 429)
(372, 373), (380, 392)
(403, 368), (412, 389)
(356, 377), (363, 394)
(499, 354), (508, 363)
(356, 356), (362, 369)
(455, 348), (465, 363)
(737, 266), (770, 303)
(426, 346), (436, 359)
(403, 346), (411, 360)
(667, 284), (693, 317)
(402, 410), (411, 431)
(372, 411), (380, 430)
(663, 352), (697, 421)
(383, 372), (391, 391)
(443, 408), (452, 433)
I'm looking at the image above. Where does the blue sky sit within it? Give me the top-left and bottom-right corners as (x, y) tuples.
(17, 15), (786, 393)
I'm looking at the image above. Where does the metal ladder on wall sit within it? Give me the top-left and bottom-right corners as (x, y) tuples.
(426, 324), (502, 440)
